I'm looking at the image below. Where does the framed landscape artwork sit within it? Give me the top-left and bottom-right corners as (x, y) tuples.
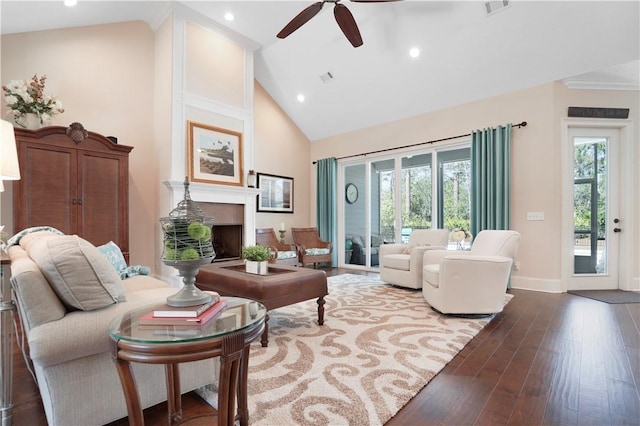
(187, 121), (243, 186)
(257, 173), (294, 213)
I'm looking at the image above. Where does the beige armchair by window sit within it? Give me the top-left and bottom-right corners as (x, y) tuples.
(422, 230), (520, 315)
(379, 229), (450, 289)
(291, 227), (332, 268)
(255, 228), (298, 266)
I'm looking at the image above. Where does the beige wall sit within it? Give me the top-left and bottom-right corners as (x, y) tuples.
(311, 83), (639, 292)
(185, 22), (244, 109)
(253, 82), (311, 244)
(0, 22), (158, 268)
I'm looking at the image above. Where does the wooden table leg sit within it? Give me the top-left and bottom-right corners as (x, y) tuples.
(165, 363), (182, 425)
(219, 332), (244, 426)
(317, 296), (325, 325)
(113, 357), (144, 426)
(260, 313), (270, 347)
(236, 344), (251, 426)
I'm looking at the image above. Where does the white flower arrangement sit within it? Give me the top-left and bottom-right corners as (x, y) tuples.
(2, 74), (64, 127)
(452, 229), (473, 250)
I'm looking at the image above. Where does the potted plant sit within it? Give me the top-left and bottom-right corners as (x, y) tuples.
(242, 245), (270, 275)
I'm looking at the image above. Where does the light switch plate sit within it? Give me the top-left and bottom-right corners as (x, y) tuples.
(526, 211), (544, 221)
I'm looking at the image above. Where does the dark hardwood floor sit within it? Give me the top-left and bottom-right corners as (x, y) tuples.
(11, 268), (640, 425)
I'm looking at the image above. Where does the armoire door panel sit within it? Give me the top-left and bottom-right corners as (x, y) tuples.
(79, 153), (125, 247)
(18, 144), (77, 234)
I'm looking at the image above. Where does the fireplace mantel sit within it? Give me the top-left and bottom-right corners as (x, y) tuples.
(163, 180), (260, 246)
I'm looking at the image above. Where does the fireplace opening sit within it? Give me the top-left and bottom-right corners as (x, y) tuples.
(212, 225), (242, 262)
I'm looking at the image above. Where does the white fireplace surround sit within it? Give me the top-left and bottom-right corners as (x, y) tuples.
(163, 180), (260, 247)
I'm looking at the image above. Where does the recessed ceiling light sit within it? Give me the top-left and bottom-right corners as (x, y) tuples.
(224, 12), (235, 22)
(409, 48), (420, 58)
(297, 94), (305, 103)
(63, 0), (77, 6)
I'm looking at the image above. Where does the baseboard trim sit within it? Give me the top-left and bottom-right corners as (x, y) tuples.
(510, 276), (563, 293)
(623, 276), (640, 292)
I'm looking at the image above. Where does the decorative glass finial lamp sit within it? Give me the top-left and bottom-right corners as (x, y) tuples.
(160, 177), (215, 307)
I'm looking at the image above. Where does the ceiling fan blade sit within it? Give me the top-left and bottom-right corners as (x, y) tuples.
(334, 3), (363, 47)
(277, 2), (324, 39)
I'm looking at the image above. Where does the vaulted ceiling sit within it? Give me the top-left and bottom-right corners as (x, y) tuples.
(1, 1), (638, 141)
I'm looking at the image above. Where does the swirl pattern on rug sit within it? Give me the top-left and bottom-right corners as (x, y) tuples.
(198, 274), (510, 425)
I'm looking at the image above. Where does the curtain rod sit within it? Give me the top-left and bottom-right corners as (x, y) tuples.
(313, 121), (527, 164)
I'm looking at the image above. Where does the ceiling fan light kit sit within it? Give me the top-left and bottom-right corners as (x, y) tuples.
(277, 0), (400, 48)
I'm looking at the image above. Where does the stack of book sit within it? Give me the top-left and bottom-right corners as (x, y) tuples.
(139, 294), (227, 326)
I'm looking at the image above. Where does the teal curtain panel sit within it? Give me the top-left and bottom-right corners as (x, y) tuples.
(470, 124), (512, 235)
(316, 157), (338, 265)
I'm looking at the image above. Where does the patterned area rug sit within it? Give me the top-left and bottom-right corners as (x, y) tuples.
(197, 274), (510, 425)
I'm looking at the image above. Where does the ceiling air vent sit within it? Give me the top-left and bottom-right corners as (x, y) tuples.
(485, 0), (510, 16)
(319, 71), (334, 84)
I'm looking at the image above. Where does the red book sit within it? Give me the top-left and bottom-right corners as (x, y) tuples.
(139, 299), (228, 326)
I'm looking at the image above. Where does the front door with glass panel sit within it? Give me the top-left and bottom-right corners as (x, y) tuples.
(568, 127), (620, 290)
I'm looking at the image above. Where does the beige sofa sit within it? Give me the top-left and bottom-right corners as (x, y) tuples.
(8, 231), (215, 425)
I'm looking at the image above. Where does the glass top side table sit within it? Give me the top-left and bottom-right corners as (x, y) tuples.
(109, 297), (266, 426)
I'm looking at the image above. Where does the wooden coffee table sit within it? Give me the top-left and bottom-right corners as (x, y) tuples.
(196, 261), (328, 347)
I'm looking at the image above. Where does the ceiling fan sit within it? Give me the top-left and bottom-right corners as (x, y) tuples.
(277, 0), (401, 48)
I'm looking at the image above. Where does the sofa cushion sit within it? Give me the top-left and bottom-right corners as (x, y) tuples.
(383, 253), (411, 271)
(277, 250), (297, 260)
(8, 245), (67, 329)
(27, 235), (127, 311)
(121, 275), (171, 293)
(305, 248), (330, 255)
(97, 241), (128, 275)
(19, 230), (62, 251)
(423, 264), (440, 288)
(401, 243), (431, 254)
(345, 239), (353, 250)
(7, 226), (64, 248)
(97, 241), (152, 279)
(402, 244), (415, 254)
(371, 235), (384, 248)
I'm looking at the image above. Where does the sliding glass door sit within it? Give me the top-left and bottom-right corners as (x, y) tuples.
(437, 148), (471, 248)
(341, 144), (470, 268)
(398, 154), (432, 243)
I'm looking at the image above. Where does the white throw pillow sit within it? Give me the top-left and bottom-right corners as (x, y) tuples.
(27, 235), (127, 311)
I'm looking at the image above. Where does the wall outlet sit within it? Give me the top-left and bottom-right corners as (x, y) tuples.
(526, 211), (544, 221)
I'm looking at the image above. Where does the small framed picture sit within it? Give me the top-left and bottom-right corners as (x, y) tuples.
(257, 173), (294, 213)
(187, 121), (243, 186)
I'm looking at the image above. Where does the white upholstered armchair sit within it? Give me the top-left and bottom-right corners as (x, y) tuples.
(379, 229), (450, 289)
(422, 230), (520, 315)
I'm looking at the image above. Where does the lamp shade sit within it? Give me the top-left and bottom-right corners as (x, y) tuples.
(0, 119), (20, 180)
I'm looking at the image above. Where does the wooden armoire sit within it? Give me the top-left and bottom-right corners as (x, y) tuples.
(13, 123), (133, 261)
